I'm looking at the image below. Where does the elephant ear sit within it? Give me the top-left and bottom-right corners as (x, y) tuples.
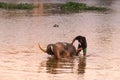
(38, 43), (47, 53)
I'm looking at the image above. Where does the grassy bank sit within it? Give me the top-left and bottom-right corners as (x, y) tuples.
(0, 2), (108, 13)
(0, 2), (34, 10)
(60, 2), (108, 13)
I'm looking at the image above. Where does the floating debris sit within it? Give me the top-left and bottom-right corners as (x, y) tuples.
(53, 24), (59, 27)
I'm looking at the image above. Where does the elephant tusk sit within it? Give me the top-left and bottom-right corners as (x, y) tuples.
(50, 45), (54, 52)
(38, 43), (47, 53)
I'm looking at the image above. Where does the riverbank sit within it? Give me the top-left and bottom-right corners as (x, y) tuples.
(60, 2), (107, 13)
(0, 2), (108, 13)
(0, 2), (35, 10)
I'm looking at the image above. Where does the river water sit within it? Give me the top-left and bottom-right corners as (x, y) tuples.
(0, 0), (120, 80)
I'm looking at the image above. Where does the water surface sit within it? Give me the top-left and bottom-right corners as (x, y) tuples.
(0, 0), (120, 80)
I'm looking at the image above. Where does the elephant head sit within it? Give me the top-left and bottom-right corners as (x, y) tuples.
(38, 42), (77, 59)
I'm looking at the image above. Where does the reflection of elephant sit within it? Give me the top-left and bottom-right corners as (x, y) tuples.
(38, 57), (74, 74)
(38, 42), (77, 59)
(38, 56), (86, 75)
(77, 56), (86, 74)
(45, 57), (74, 74)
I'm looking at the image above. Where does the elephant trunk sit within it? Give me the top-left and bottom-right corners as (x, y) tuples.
(38, 43), (47, 53)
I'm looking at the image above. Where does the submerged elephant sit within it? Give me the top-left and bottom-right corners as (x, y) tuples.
(38, 42), (77, 59)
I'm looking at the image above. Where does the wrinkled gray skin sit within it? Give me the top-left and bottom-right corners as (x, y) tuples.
(39, 42), (77, 59)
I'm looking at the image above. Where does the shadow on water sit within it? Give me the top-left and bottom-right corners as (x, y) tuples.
(38, 56), (86, 75)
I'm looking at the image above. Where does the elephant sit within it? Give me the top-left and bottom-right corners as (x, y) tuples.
(38, 42), (77, 59)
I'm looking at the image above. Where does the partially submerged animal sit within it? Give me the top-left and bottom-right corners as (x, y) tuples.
(38, 42), (77, 59)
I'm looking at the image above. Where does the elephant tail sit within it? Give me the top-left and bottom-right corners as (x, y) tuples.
(38, 43), (47, 53)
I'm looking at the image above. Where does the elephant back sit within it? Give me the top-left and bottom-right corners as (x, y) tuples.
(64, 43), (77, 56)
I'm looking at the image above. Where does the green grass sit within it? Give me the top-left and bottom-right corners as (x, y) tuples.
(86, 6), (107, 11)
(60, 2), (108, 13)
(0, 2), (35, 10)
(0, 2), (108, 13)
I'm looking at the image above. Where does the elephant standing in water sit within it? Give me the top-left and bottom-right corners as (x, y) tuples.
(38, 42), (77, 59)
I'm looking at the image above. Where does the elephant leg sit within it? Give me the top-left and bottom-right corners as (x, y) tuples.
(53, 46), (61, 59)
(56, 42), (71, 58)
(56, 49), (61, 59)
(56, 45), (70, 58)
(64, 50), (70, 58)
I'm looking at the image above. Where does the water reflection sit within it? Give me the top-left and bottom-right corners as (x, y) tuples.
(45, 57), (74, 74)
(1, 0), (45, 18)
(77, 57), (86, 74)
(1, 0), (117, 18)
(32, 0), (44, 16)
(1, 0), (61, 18)
(39, 56), (86, 75)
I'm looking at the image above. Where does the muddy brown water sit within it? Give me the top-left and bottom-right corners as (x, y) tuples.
(0, 0), (120, 80)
